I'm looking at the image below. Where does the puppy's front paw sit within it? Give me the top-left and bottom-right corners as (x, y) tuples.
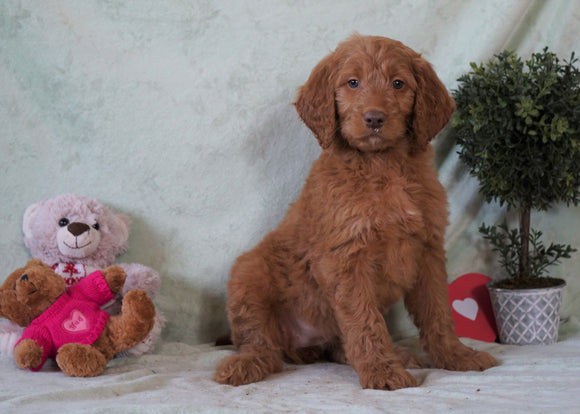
(432, 345), (497, 372)
(453, 349), (497, 371)
(213, 352), (282, 386)
(358, 362), (417, 390)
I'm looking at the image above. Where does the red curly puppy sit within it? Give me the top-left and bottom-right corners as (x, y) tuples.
(214, 34), (497, 390)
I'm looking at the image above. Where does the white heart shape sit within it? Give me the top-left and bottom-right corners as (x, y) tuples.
(452, 298), (479, 321)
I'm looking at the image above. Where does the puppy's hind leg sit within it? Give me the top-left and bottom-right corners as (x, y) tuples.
(213, 251), (285, 386)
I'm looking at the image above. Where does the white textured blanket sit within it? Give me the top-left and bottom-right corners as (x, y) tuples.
(2, 318), (579, 413)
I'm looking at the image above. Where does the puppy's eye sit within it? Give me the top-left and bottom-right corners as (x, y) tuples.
(347, 79), (360, 89)
(392, 80), (404, 89)
(59, 218), (70, 227)
(92, 222), (100, 231)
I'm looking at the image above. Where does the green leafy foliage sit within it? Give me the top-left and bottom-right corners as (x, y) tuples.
(453, 48), (580, 211)
(479, 222), (576, 280)
(453, 48), (580, 281)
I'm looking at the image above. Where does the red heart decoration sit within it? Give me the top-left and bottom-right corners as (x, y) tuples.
(447, 273), (498, 342)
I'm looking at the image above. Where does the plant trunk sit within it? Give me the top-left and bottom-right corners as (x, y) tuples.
(518, 208), (531, 279)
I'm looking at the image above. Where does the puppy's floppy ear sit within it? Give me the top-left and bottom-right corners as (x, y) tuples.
(294, 51), (340, 149)
(411, 58), (456, 149)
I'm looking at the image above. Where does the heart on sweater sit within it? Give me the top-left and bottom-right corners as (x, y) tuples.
(63, 310), (88, 333)
(448, 273), (498, 342)
(452, 298), (478, 321)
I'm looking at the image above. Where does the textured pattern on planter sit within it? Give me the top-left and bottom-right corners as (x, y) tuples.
(488, 283), (565, 345)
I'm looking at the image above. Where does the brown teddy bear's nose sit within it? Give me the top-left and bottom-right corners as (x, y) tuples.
(68, 222), (90, 236)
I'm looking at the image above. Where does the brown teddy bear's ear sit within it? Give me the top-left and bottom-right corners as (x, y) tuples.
(0, 267), (38, 327)
(0, 267), (23, 290)
(26, 259), (46, 268)
(22, 259), (55, 277)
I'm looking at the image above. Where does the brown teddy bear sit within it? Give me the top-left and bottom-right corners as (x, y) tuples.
(0, 259), (155, 377)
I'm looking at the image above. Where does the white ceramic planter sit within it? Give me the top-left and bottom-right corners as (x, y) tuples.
(487, 281), (566, 345)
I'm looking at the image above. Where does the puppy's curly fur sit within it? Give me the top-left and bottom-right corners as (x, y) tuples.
(214, 34), (497, 390)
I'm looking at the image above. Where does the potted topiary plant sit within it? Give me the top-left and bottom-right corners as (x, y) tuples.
(452, 47), (580, 345)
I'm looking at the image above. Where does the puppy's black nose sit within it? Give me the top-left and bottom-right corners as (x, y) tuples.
(364, 110), (387, 130)
(20, 274), (29, 282)
(68, 222), (90, 236)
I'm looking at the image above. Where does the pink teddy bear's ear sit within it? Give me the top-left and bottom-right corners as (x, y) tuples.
(113, 212), (131, 249)
(22, 202), (42, 244)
